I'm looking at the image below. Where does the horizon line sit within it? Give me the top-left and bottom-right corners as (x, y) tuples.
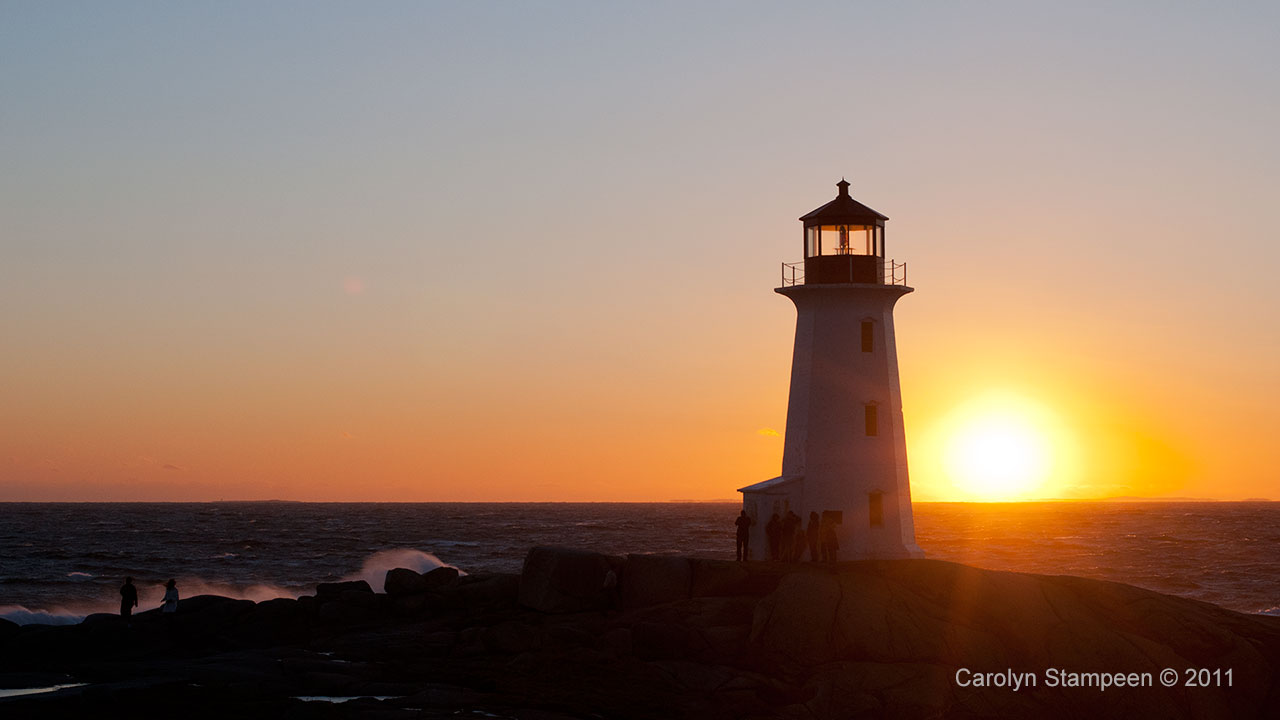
(0, 497), (1271, 504)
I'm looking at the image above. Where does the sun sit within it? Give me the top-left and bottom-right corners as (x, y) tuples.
(937, 394), (1065, 501)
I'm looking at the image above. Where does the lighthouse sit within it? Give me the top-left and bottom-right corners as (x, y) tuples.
(739, 180), (924, 560)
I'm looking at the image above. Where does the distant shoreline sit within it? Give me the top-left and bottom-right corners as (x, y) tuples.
(0, 497), (1271, 504)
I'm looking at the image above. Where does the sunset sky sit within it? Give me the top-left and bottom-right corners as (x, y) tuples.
(3, 2), (1278, 501)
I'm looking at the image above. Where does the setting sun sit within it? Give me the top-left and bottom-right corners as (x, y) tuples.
(917, 393), (1077, 501)
(945, 414), (1051, 500)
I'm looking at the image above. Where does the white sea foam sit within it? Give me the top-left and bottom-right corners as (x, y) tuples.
(1, 548), (460, 625)
(168, 580), (301, 605)
(292, 695), (398, 703)
(0, 580), (299, 625)
(341, 548), (463, 593)
(0, 684), (87, 699)
(0, 606), (88, 626)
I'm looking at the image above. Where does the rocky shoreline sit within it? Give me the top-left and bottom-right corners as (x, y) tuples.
(2, 548), (1277, 718)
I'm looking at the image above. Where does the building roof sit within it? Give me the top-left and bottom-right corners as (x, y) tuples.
(799, 179), (888, 227)
(737, 475), (803, 494)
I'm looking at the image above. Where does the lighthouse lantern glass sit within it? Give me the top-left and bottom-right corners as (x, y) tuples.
(806, 225), (882, 258)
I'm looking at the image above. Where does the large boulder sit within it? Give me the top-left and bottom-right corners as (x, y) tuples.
(422, 566), (460, 590)
(384, 568), (428, 596)
(688, 559), (750, 597)
(316, 579), (373, 600)
(631, 621), (688, 660)
(80, 613), (123, 627)
(746, 560), (1280, 719)
(169, 594), (256, 620)
(621, 554), (692, 608)
(234, 597), (307, 644)
(317, 590), (381, 626)
(751, 571), (843, 664)
(688, 559), (791, 599)
(443, 573), (519, 609)
(389, 593), (427, 616)
(518, 546), (618, 613)
(481, 620), (543, 654)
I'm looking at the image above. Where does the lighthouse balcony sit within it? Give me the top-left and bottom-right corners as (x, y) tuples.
(781, 257), (907, 287)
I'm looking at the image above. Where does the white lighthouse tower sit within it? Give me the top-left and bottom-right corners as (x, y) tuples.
(739, 180), (924, 560)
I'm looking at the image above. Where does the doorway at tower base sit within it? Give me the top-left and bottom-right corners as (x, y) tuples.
(738, 475), (925, 561)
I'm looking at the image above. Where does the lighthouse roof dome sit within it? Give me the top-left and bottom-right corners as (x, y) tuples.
(799, 179), (888, 227)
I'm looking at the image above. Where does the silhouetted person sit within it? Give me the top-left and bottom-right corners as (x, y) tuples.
(119, 577), (138, 624)
(734, 510), (753, 561)
(602, 567), (619, 610)
(820, 518), (839, 562)
(806, 512), (820, 561)
(773, 509), (793, 561)
(779, 511), (795, 561)
(161, 579), (179, 614)
(782, 510), (802, 561)
(765, 512), (782, 561)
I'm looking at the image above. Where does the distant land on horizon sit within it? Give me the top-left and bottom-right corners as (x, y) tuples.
(1092, 495), (1271, 503)
(923, 496), (1271, 503)
(0, 497), (1272, 504)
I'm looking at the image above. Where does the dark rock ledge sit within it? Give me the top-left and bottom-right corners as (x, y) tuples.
(1, 548), (1277, 719)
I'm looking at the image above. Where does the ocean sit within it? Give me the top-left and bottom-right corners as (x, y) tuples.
(1, 501), (1276, 624)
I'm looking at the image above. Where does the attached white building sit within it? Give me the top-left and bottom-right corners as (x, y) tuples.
(739, 180), (924, 560)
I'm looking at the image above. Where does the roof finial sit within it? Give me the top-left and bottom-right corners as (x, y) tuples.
(836, 178), (850, 197)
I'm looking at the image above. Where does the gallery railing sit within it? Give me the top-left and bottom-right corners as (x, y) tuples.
(780, 259), (907, 287)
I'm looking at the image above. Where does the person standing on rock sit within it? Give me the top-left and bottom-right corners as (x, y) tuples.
(820, 517), (839, 562)
(161, 579), (179, 614)
(783, 510), (803, 561)
(602, 567), (619, 610)
(734, 510), (754, 561)
(806, 512), (820, 561)
(765, 512), (782, 561)
(119, 577), (138, 624)
(778, 511), (795, 561)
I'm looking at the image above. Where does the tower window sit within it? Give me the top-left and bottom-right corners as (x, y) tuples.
(861, 321), (874, 352)
(864, 405), (878, 436)
(868, 492), (884, 528)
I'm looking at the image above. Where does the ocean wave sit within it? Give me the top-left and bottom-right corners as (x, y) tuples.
(341, 548), (463, 593)
(425, 540), (481, 549)
(0, 683), (87, 699)
(0, 605), (88, 626)
(2, 547), (461, 624)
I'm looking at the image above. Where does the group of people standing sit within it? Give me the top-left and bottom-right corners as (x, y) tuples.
(734, 509), (839, 562)
(119, 577), (181, 624)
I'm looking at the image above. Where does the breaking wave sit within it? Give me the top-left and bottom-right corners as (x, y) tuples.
(0, 606), (87, 626)
(1, 548), (458, 625)
(342, 548), (461, 593)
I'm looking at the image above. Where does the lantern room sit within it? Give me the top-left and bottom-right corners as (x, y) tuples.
(798, 179), (889, 284)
